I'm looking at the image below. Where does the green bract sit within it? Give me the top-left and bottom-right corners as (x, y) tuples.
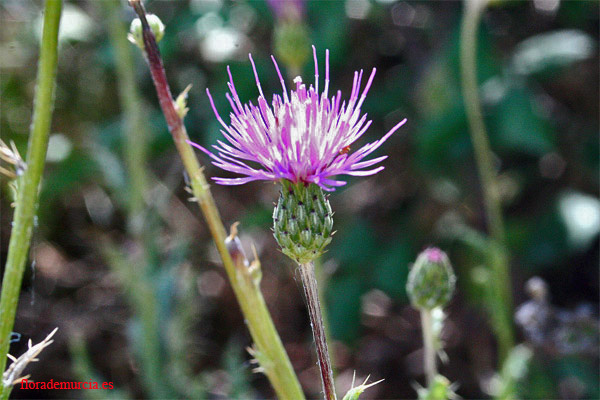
(273, 181), (333, 264)
(407, 248), (456, 310)
(128, 14), (164, 50)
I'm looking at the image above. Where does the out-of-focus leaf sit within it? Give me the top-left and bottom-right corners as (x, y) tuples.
(416, 23), (499, 174)
(69, 335), (131, 400)
(91, 144), (127, 192)
(494, 345), (533, 400)
(553, 356), (600, 399)
(38, 150), (98, 226)
(417, 374), (455, 400)
(523, 355), (600, 399)
(223, 341), (254, 399)
(372, 241), (411, 301)
(523, 357), (557, 399)
(415, 103), (471, 174)
(327, 275), (363, 343)
(310, 0), (348, 61)
(329, 219), (378, 274)
(240, 204), (273, 228)
(489, 87), (555, 156)
(328, 220), (413, 340)
(511, 30), (595, 77)
(521, 201), (570, 270)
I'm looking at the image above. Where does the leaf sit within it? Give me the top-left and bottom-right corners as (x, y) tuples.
(327, 275), (363, 343)
(511, 30), (595, 77)
(416, 375), (456, 400)
(489, 87), (555, 156)
(342, 375), (384, 400)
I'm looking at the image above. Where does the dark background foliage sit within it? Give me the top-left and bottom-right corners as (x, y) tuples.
(1, 0), (598, 398)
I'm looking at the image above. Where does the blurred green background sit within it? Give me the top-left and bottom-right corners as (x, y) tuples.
(1, 0), (598, 398)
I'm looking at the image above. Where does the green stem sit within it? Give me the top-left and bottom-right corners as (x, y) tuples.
(299, 262), (336, 400)
(104, 0), (148, 235)
(103, 244), (167, 398)
(128, 2), (304, 399)
(459, 0), (514, 363)
(102, 3), (167, 397)
(420, 309), (436, 387)
(0, 1), (62, 398)
(314, 257), (335, 369)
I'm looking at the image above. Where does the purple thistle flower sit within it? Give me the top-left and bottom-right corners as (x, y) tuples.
(189, 46), (407, 191)
(266, 0), (305, 21)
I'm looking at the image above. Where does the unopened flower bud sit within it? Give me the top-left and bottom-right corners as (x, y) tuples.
(273, 181), (333, 264)
(128, 14), (165, 49)
(407, 248), (456, 310)
(274, 22), (311, 73)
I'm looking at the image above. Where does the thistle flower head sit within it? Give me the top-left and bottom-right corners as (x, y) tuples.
(407, 247), (456, 311)
(189, 46), (406, 191)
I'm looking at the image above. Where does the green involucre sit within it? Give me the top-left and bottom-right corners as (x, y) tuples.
(273, 181), (333, 264)
(407, 250), (456, 310)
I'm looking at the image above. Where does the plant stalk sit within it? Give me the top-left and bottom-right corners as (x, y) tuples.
(0, 1), (62, 398)
(314, 258), (335, 369)
(459, 0), (514, 363)
(101, 2), (168, 397)
(127, 2), (304, 398)
(104, 0), (148, 234)
(420, 309), (437, 387)
(299, 262), (336, 400)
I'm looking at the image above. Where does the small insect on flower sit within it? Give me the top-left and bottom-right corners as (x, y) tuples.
(339, 145), (351, 155)
(188, 46), (407, 191)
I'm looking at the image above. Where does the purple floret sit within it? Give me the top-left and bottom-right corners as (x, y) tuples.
(189, 46), (407, 191)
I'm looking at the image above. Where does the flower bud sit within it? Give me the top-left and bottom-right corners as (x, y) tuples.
(273, 181), (333, 264)
(128, 14), (165, 49)
(273, 22), (311, 73)
(407, 248), (456, 310)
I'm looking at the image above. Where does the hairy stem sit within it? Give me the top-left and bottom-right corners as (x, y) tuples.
(299, 262), (336, 400)
(0, 1), (62, 398)
(314, 258), (335, 369)
(459, 0), (514, 363)
(421, 309), (437, 387)
(127, 2), (304, 398)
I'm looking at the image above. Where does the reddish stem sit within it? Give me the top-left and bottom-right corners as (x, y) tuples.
(129, 1), (184, 143)
(300, 262), (337, 400)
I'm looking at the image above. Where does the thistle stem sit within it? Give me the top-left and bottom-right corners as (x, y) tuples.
(459, 0), (514, 363)
(104, 0), (148, 234)
(420, 309), (437, 387)
(299, 262), (336, 400)
(127, 2), (303, 398)
(314, 258), (335, 369)
(0, 1), (62, 398)
(100, 2), (167, 397)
